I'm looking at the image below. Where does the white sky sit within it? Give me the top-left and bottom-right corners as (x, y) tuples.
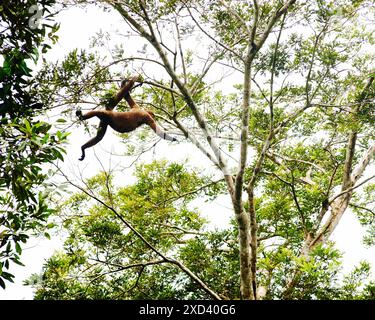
(0, 5), (374, 299)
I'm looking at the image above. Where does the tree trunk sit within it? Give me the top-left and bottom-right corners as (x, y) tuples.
(248, 189), (258, 299)
(234, 203), (253, 300)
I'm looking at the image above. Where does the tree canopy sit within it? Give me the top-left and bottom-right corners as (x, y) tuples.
(27, 161), (374, 299)
(0, 0), (68, 289)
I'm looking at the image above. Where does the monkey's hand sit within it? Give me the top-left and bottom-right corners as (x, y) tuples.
(79, 147), (86, 161)
(76, 109), (83, 121)
(137, 74), (144, 83)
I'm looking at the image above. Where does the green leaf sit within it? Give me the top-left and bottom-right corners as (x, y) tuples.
(0, 278), (5, 289)
(19, 60), (32, 76)
(15, 242), (22, 255)
(10, 257), (25, 267)
(23, 118), (32, 132)
(1, 272), (14, 282)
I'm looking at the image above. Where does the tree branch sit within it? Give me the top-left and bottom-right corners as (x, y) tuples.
(351, 143), (375, 184)
(349, 203), (375, 216)
(329, 174), (375, 204)
(184, 4), (243, 60)
(255, 0), (297, 51)
(157, 178), (224, 206)
(270, 12), (287, 129)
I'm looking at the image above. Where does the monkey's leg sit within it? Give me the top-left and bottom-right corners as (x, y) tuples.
(77, 110), (108, 121)
(146, 118), (177, 142)
(79, 122), (108, 161)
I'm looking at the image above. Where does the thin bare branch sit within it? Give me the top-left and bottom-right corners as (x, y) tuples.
(175, 17), (187, 83)
(349, 203), (375, 216)
(184, 4), (243, 60)
(142, 80), (183, 96)
(270, 12), (287, 129)
(157, 178), (224, 206)
(329, 174), (375, 204)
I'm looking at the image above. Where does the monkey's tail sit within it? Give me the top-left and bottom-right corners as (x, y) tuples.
(155, 125), (177, 142)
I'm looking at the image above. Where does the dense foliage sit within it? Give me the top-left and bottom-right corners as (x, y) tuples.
(0, 0), (68, 288)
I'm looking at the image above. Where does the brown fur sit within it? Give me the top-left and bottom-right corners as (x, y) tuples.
(81, 108), (154, 133)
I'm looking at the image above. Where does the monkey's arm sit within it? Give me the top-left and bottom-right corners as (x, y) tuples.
(124, 93), (138, 109)
(79, 122), (108, 161)
(109, 74), (140, 109)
